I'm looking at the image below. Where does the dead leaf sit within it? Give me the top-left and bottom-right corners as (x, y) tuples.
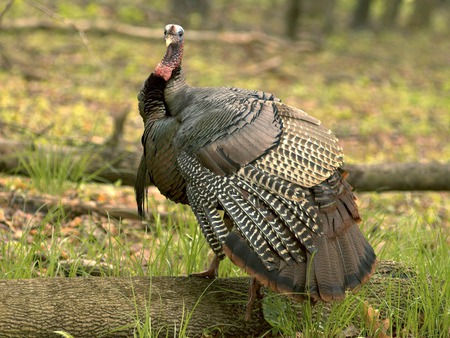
(364, 302), (391, 338)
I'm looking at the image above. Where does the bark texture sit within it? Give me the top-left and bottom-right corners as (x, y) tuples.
(0, 276), (269, 337)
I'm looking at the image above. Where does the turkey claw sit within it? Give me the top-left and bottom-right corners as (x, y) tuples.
(189, 256), (220, 279)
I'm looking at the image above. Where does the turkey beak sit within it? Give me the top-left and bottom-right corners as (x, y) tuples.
(165, 35), (175, 47)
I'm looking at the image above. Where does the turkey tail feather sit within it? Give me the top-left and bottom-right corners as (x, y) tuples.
(135, 155), (149, 218)
(224, 218), (376, 301)
(223, 172), (377, 301)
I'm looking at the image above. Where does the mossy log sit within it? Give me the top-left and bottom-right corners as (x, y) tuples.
(0, 261), (429, 337)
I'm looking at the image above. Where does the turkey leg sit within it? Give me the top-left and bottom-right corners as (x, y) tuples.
(245, 277), (263, 321)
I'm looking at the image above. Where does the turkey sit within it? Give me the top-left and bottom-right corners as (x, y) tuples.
(135, 24), (377, 311)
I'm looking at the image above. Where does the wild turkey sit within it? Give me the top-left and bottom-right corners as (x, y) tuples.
(135, 24), (377, 310)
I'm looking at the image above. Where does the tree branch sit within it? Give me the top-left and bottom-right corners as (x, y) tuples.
(2, 18), (286, 46)
(0, 191), (147, 220)
(0, 0), (14, 26)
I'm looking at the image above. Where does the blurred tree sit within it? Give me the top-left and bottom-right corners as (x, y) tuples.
(304, 0), (337, 33)
(408, 0), (437, 28)
(0, 0), (14, 26)
(170, 0), (210, 29)
(381, 0), (403, 28)
(285, 0), (303, 40)
(351, 0), (372, 29)
(322, 0), (337, 33)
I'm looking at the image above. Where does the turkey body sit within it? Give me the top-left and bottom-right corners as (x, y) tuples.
(136, 24), (377, 302)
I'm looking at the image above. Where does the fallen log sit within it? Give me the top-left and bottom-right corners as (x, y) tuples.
(0, 276), (269, 337)
(0, 138), (449, 191)
(0, 261), (432, 337)
(0, 138), (140, 187)
(345, 162), (450, 191)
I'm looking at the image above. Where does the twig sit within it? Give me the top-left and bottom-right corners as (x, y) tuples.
(245, 56), (283, 76)
(0, 121), (36, 137)
(0, 121), (58, 141)
(35, 122), (55, 137)
(0, 121), (106, 148)
(0, 0), (14, 26)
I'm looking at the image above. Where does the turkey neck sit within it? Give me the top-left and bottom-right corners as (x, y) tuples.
(164, 66), (189, 114)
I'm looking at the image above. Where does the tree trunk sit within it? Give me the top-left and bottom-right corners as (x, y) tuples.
(322, 0), (337, 33)
(169, 0), (211, 29)
(0, 261), (427, 337)
(304, 0), (336, 33)
(351, 0), (373, 29)
(0, 138), (449, 191)
(408, 0), (437, 28)
(285, 0), (303, 40)
(381, 0), (403, 28)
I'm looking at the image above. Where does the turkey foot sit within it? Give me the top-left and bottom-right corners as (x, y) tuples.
(245, 277), (262, 321)
(189, 255), (221, 279)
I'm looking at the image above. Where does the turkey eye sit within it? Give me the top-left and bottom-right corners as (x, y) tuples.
(178, 32), (183, 37)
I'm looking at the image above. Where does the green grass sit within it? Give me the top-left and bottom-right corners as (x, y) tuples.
(16, 142), (100, 195)
(0, 188), (448, 336)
